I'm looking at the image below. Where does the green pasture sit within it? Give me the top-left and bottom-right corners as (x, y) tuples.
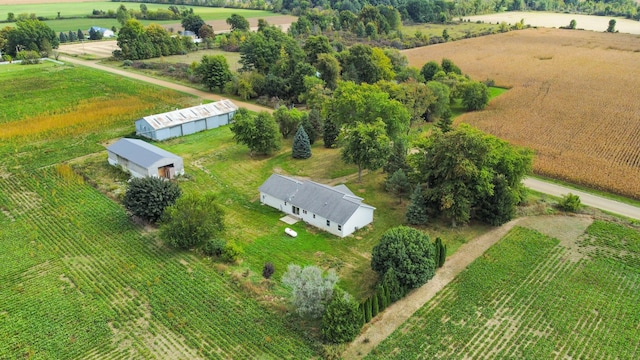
(368, 224), (640, 359)
(403, 21), (501, 41)
(1, 4), (276, 33)
(0, 1), (275, 21)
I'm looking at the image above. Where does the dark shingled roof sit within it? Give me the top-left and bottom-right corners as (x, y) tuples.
(107, 138), (181, 168)
(258, 174), (375, 225)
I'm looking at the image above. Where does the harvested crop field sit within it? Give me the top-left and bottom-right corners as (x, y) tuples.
(403, 28), (640, 199)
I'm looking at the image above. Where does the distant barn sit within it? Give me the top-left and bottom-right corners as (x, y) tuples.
(107, 138), (184, 179)
(135, 99), (238, 141)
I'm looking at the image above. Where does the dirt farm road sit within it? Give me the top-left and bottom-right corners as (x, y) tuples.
(59, 56), (272, 113)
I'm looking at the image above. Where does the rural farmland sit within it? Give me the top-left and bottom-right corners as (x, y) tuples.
(403, 28), (640, 199)
(3, 1), (640, 358)
(368, 217), (640, 359)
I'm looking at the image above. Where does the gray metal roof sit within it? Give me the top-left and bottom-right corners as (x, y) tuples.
(107, 138), (181, 168)
(140, 99), (238, 130)
(258, 174), (375, 225)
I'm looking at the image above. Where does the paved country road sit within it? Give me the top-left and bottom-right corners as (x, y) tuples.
(523, 177), (640, 221)
(59, 56), (273, 113)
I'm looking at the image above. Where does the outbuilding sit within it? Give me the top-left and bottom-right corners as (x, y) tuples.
(258, 174), (375, 238)
(135, 99), (238, 141)
(88, 26), (115, 38)
(107, 138), (184, 179)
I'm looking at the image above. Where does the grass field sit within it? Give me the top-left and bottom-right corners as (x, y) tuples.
(1, 2), (277, 33)
(402, 21), (501, 42)
(403, 28), (640, 199)
(368, 221), (640, 359)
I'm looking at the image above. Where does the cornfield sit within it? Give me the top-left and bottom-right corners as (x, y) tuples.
(404, 28), (640, 198)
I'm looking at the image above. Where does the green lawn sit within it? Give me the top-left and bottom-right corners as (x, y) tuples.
(368, 223), (640, 359)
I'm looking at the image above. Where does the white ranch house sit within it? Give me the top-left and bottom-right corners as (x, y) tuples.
(135, 99), (238, 141)
(258, 174), (375, 238)
(107, 138), (184, 179)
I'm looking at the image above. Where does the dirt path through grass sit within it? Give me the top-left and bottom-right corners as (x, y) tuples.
(342, 217), (525, 359)
(59, 56), (272, 113)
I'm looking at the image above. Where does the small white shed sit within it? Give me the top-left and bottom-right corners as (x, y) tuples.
(107, 138), (184, 179)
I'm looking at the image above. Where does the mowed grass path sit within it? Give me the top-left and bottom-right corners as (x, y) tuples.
(367, 223), (640, 359)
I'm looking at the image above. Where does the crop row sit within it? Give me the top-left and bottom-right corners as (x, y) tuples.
(368, 226), (640, 359)
(0, 169), (317, 359)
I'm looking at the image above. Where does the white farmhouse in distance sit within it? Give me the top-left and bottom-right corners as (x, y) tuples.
(258, 174), (375, 238)
(88, 26), (115, 38)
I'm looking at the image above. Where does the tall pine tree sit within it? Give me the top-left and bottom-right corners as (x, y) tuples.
(292, 125), (311, 159)
(323, 118), (339, 148)
(406, 184), (428, 225)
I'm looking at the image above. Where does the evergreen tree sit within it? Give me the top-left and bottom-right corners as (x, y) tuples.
(383, 140), (409, 175)
(77, 29), (85, 40)
(372, 293), (379, 317)
(59, 32), (68, 43)
(434, 237), (442, 267)
(323, 118), (339, 148)
(364, 298), (372, 322)
(292, 125), (312, 159)
(385, 169), (411, 203)
(406, 184), (428, 225)
(321, 288), (363, 344)
(436, 108), (453, 133)
(381, 268), (405, 302)
(302, 110), (320, 145)
(68, 30), (77, 42)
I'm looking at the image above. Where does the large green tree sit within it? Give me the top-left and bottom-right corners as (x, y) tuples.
(122, 176), (182, 223)
(226, 13), (250, 32)
(3, 19), (59, 56)
(325, 81), (410, 141)
(230, 109), (281, 156)
(273, 106), (306, 138)
(181, 13), (205, 34)
(410, 125), (532, 226)
(341, 44), (394, 84)
(341, 119), (391, 182)
(371, 226), (436, 290)
(197, 55), (232, 91)
(461, 81), (490, 111)
(160, 193), (225, 249)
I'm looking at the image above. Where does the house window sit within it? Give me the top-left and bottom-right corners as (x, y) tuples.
(284, 201), (287, 205)
(292, 206), (300, 215)
(313, 214), (316, 219)
(326, 220), (330, 226)
(303, 210), (307, 214)
(338, 225), (342, 231)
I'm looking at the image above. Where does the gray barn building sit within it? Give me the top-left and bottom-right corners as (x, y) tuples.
(135, 99), (238, 141)
(107, 138), (184, 179)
